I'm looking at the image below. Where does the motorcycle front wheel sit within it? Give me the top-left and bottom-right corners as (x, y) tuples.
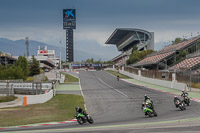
(77, 117), (84, 125)
(147, 111), (153, 117)
(87, 116), (94, 124)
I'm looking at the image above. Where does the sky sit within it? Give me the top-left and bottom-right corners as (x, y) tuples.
(0, 0), (200, 61)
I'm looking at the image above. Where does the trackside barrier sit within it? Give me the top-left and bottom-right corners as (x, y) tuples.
(21, 90), (54, 105)
(118, 69), (189, 91)
(0, 82), (52, 95)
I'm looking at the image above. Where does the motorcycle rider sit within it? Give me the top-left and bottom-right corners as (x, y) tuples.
(181, 90), (190, 105)
(117, 75), (120, 81)
(181, 91), (188, 98)
(174, 96), (181, 107)
(142, 95), (154, 110)
(75, 106), (88, 117)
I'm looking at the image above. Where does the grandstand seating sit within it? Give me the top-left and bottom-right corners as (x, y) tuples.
(0, 53), (17, 65)
(160, 37), (199, 53)
(133, 51), (175, 66)
(169, 56), (200, 70)
(132, 36), (200, 68)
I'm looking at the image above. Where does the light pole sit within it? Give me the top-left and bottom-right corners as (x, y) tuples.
(59, 40), (62, 70)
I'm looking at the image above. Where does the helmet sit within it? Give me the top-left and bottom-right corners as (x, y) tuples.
(144, 95), (149, 99)
(75, 106), (79, 111)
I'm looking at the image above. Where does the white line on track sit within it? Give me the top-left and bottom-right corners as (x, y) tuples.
(97, 78), (128, 97)
(79, 76), (88, 111)
(97, 78), (114, 89)
(113, 89), (128, 97)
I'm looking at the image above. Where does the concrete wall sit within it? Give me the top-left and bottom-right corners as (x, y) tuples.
(119, 69), (188, 91)
(23, 89), (53, 105)
(105, 68), (188, 91)
(47, 72), (65, 83)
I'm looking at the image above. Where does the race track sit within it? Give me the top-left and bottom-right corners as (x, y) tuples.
(1, 71), (200, 133)
(80, 71), (200, 125)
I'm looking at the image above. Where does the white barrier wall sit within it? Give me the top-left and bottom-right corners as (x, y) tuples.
(119, 70), (188, 91)
(47, 73), (65, 83)
(25, 90), (53, 105)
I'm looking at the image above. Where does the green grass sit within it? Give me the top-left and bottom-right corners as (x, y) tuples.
(26, 76), (34, 81)
(56, 85), (80, 91)
(192, 83), (200, 89)
(0, 96), (17, 103)
(106, 70), (131, 79)
(0, 94), (84, 127)
(63, 73), (79, 83)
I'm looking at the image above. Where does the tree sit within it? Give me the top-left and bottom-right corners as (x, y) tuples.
(16, 56), (29, 78)
(132, 45), (138, 53)
(0, 65), (25, 80)
(85, 58), (94, 63)
(176, 50), (187, 62)
(172, 37), (187, 45)
(29, 55), (40, 76)
(126, 49), (154, 65)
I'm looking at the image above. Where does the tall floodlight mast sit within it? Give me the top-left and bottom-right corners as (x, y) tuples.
(59, 40), (62, 69)
(25, 37), (29, 57)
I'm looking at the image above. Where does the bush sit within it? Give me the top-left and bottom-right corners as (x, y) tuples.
(127, 49), (154, 65)
(0, 65), (25, 80)
(191, 83), (200, 89)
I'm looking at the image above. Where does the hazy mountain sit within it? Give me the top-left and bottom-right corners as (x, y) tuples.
(0, 38), (102, 61)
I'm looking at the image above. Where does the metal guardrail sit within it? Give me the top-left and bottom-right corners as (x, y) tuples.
(0, 82), (52, 95)
(0, 79), (23, 83)
(0, 84), (14, 96)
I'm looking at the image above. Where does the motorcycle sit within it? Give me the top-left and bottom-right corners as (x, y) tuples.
(75, 112), (94, 125)
(174, 98), (186, 110)
(117, 75), (120, 81)
(142, 102), (157, 117)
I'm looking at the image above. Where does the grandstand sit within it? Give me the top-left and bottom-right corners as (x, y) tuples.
(169, 51), (200, 72)
(0, 53), (17, 65)
(131, 36), (200, 70)
(105, 28), (154, 67)
(14, 46), (59, 71)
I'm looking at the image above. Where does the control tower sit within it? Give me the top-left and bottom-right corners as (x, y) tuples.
(63, 9), (76, 62)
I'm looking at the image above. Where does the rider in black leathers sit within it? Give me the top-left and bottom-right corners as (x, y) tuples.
(174, 96), (181, 107)
(181, 91), (188, 98)
(117, 75), (119, 81)
(75, 106), (88, 116)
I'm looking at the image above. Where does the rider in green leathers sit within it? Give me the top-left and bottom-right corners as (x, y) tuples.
(143, 95), (154, 110)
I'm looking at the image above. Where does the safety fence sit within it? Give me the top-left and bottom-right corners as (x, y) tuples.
(0, 81), (53, 95)
(0, 84), (14, 96)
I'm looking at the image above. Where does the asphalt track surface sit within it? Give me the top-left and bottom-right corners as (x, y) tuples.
(1, 71), (200, 133)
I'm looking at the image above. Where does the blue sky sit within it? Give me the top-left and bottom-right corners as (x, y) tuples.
(0, 0), (200, 61)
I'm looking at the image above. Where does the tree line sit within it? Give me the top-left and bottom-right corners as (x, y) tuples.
(0, 56), (40, 80)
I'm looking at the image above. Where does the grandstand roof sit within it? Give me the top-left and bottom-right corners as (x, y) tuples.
(132, 36), (200, 67)
(169, 56), (200, 70)
(105, 28), (151, 45)
(159, 37), (200, 53)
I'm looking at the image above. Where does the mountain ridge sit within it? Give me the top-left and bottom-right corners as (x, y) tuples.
(0, 38), (101, 61)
